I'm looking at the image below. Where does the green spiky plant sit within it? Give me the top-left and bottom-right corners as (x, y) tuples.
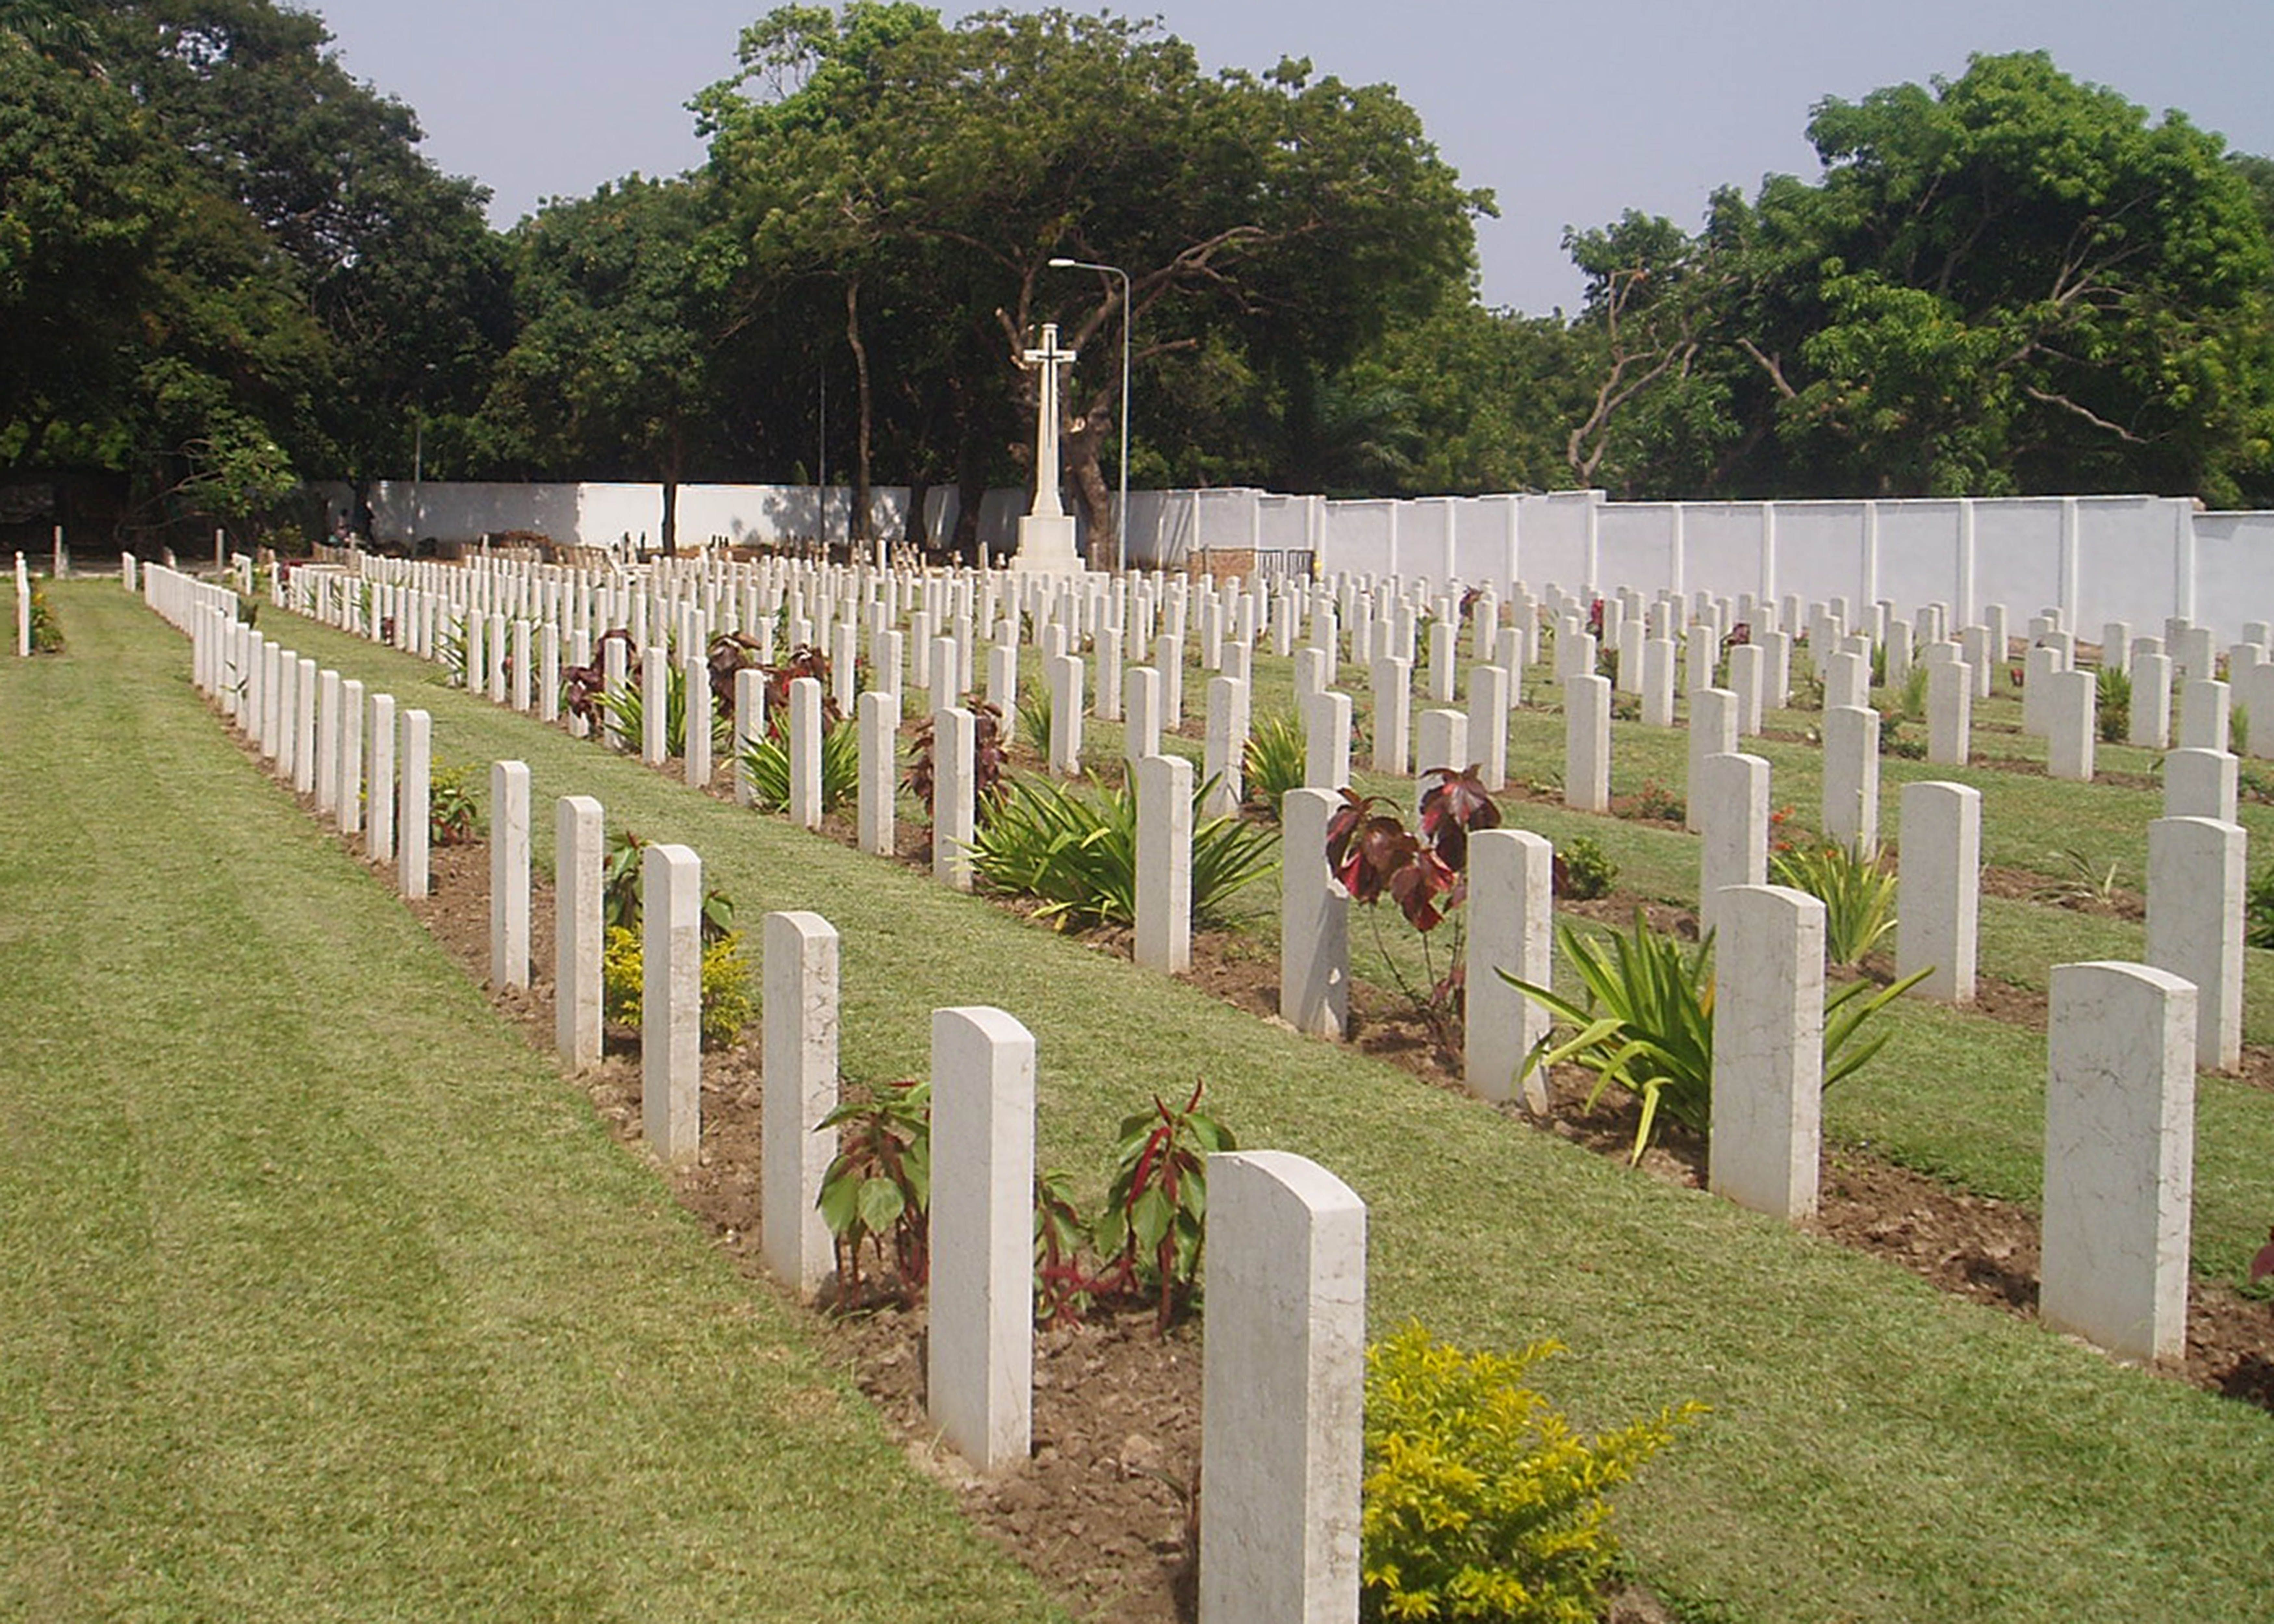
(1503, 913), (1924, 1163)
(1770, 841), (1900, 966)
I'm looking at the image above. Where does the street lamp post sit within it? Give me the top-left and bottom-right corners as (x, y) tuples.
(1047, 257), (1131, 573)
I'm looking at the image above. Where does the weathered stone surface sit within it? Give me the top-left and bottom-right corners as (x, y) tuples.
(2041, 961), (2196, 1364)
(1199, 1150), (1366, 1624)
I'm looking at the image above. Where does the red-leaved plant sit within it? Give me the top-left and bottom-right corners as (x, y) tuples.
(2252, 1227), (2274, 1286)
(1324, 767), (1502, 1041)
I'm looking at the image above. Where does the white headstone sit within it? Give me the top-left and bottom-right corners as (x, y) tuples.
(2145, 816), (2246, 1071)
(1822, 705), (1880, 851)
(1710, 883), (1825, 1220)
(788, 675), (824, 830)
(1466, 664), (1510, 791)
(490, 760), (532, 989)
(555, 794), (604, 1068)
(934, 705), (977, 890)
(1465, 828), (1554, 1109)
(1371, 656), (1411, 776)
(1896, 781), (1980, 1004)
(858, 689), (899, 856)
(1563, 674), (1611, 813)
(642, 841), (703, 1164)
(1280, 787), (1349, 1039)
(764, 910), (839, 1299)
(2040, 961), (2196, 1364)
(927, 1006), (1036, 1470)
(398, 708), (430, 898)
(1698, 752), (1770, 937)
(2164, 747), (2239, 822)
(1136, 754), (1194, 973)
(1303, 690), (1352, 792)
(1198, 1150), (1366, 1624)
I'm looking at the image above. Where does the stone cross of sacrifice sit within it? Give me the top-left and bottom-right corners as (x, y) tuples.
(1022, 322), (1079, 520)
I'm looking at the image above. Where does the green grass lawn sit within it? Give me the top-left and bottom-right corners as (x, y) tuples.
(147, 577), (2274, 1623)
(0, 585), (1062, 1623)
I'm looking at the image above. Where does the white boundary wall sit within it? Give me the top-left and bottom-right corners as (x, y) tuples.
(317, 477), (2274, 641)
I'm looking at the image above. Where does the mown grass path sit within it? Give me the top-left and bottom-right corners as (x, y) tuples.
(185, 580), (2274, 1622)
(0, 585), (1061, 1622)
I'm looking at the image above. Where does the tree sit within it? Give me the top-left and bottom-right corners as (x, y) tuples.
(108, 0), (513, 514)
(694, 6), (1489, 561)
(1566, 52), (2274, 504)
(480, 176), (740, 552)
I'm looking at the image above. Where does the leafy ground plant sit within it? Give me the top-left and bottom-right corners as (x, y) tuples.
(602, 827), (735, 941)
(817, 1078), (932, 1298)
(1092, 1081), (1234, 1332)
(2030, 846), (2124, 908)
(2247, 861), (2274, 950)
(26, 582), (64, 653)
(737, 715), (861, 814)
(1361, 1323), (1700, 1624)
(1326, 769), (1502, 1041)
(2096, 664), (2132, 742)
(1504, 912), (1924, 1162)
(1551, 834), (1617, 901)
(904, 699), (1009, 825)
(428, 760), (482, 844)
(1770, 840), (1898, 966)
(965, 773), (1278, 930)
(1243, 710), (1306, 818)
(599, 926), (756, 1048)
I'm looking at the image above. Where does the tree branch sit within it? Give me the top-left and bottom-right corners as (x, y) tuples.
(2022, 384), (2148, 443)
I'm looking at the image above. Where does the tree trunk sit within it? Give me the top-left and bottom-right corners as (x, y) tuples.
(846, 277), (875, 556)
(1062, 400), (1115, 569)
(904, 477), (933, 555)
(952, 434), (987, 567)
(660, 425), (681, 557)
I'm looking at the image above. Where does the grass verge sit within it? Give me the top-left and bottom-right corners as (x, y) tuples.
(208, 582), (2274, 1623)
(0, 585), (1060, 1623)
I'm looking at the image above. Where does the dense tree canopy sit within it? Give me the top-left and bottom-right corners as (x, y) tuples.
(11, 12), (2274, 548)
(686, 3), (1490, 557)
(3, 0), (506, 541)
(1564, 52), (2274, 504)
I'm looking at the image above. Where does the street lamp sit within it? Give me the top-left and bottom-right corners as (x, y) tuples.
(1047, 257), (1131, 573)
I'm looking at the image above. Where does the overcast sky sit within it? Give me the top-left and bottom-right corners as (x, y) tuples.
(302, 0), (2274, 316)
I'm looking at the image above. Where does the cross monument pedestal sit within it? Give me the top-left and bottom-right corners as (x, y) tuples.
(1013, 322), (1083, 576)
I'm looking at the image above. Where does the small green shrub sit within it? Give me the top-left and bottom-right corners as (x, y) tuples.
(1770, 841), (1899, 967)
(737, 717), (860, 814)
(2030, 847), (2123, 908)
(1016, 679), (1053, 752)
(594, 658), (730, 759)
(2246, 862), (2274, 950)
(428, 760), (482, 844)
(817, 1078), (932, 1295)
(1611, 779), (1684, 823)
(1243, 711), (1306, 818)
(2096, 665), (2132, 743)
(2234, 702), (2251, 756)
(601, 828), (735, 942)
(966, 773), (1278, 930)
(1552, 835), (1616, 901)
(438, 617), (467, 686)
(1894, 662), (1930, 724)
(25, 582), (64, 653)
(1361, 1323), (1700, 1624)
(1504, 912), (1923, 1162)
(1092, 1081), (1234, 1332)
(600, 925), (756, 1048)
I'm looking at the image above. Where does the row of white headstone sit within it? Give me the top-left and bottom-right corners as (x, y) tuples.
(234, 554), (2258, 1106)
(147, 557), (1374, 1623)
